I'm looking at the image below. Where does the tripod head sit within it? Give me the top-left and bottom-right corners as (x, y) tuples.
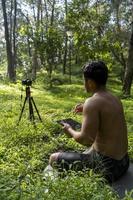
(22, 79), (32, 86)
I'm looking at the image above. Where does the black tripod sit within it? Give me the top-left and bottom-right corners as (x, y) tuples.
(18, 86), (42, 124)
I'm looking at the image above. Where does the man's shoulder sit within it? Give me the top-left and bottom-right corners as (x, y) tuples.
(84, 97), (99, 110)
(84, 93), (112, 111)
(85, 95), (102, 104)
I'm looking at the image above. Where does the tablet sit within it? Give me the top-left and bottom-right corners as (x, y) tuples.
(57, 118), (81, 130)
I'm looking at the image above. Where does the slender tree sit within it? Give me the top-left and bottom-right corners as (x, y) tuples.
(63, 0), (68, 74)
(123, 22), (133, 96)
(122, 1), (133, 95)
(1, 0), (16, 81)
(111, 0), (127, 81)
(13, 0), (17, 70)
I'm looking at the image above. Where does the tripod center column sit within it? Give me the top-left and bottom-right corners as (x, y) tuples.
(26, 86), (31, 98)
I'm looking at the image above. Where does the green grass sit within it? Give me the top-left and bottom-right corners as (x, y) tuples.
(0, 74), (133, 200)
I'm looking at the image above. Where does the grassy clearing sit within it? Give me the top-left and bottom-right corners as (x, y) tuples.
(0, 74), (133, 200)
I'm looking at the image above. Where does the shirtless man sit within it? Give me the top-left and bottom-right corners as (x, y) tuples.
(49, 61), (129, 182)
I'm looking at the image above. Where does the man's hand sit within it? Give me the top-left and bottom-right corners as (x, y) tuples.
(62, 122), (81, 141)
(62, 123), (73, 137)
(73, 103), (84, 113)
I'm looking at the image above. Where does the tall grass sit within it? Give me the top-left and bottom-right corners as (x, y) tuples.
(0, 73), (133, 199)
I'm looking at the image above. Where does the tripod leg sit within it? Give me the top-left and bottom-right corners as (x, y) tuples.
(18, 97), (27, 124)
(29, 97), (35, 121)
(31, 97), (42, 122)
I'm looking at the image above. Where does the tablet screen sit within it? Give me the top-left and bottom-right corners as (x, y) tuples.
(57, 118), (81, 130)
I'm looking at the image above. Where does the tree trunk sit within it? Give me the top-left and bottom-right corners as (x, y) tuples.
(111, 0), (126, 83)
(1, 0), (16, 82)
(123, 25), (133, 96)
(63, 33), (68, 74)
(13, 0), (17, 71)
(9, 0), (13, 46)
(50, 0), (55, 27)
(32, 50), (38, 80)
(47, 0), (55, 87)
(63, 0), (68, 74)
(69, 40), (72, 84)
(30, 0), (40, 80)
(31, 0), (36, 21)
(44, 0), (49, 33)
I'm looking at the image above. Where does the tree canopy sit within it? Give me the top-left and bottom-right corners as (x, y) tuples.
(0, 0), (133, 94)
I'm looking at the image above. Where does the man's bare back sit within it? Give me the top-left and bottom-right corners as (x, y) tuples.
(84, 90), (128, 160)
(49, 61), (129, 182)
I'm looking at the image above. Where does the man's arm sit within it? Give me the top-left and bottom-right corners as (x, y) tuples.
(63, 98), (99, 146)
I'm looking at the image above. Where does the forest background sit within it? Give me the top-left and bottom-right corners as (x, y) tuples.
(0, 0), (133, 95)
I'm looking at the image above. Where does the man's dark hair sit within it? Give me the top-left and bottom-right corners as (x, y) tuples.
(83, 61), (108, 85)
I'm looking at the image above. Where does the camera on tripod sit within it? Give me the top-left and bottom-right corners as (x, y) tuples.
(22, 79), (32, 86)
(18, 78), (42, 124)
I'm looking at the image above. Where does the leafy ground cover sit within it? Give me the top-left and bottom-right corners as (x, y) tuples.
(0, 74), (133, 200)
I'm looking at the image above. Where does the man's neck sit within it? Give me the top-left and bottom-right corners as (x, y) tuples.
(93, 86), (107, 95)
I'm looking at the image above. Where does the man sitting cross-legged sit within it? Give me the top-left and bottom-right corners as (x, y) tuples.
(49, 61), (129, 183)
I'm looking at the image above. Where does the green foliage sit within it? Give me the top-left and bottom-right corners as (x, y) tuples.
(0, 0), (132, 88)
(67, 0), (112, 64)
(0, 73), (133, 199)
